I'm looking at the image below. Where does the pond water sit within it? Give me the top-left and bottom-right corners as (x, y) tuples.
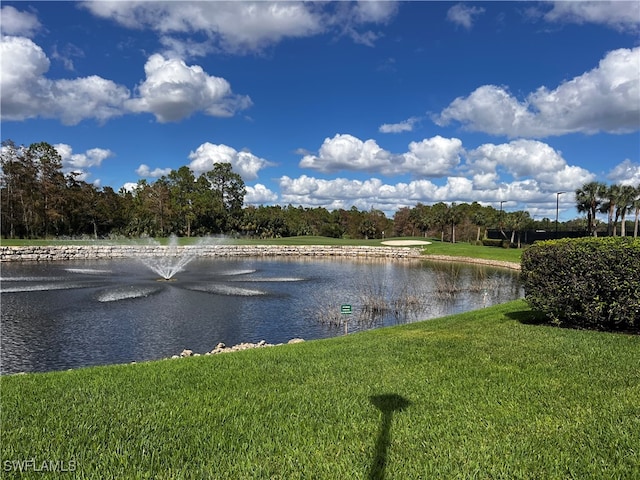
(1, 257), (522, 374)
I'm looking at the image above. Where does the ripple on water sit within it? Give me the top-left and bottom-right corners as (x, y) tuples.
(184, 283), (266, 296)
(1, 282), (99, 293)
(65, 268), (113, 275)
(95, 286), (163, 302)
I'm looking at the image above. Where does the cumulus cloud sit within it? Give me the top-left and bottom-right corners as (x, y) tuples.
(136, 164), (173, 178)
(284, 135), (607, 215)
(245, 184), (279, 205)
(436, 47), (640, 137)
(82, 1), (398, 55)
(401, 136), (463, 177)
(542, 1), (640, 33)
(52, 144), (113, 185)
(446, 3), (485, 30)
(0, 6), (41, 37)
(1, 35), (130, 124)
(300, 134), (393, 173)
(379, 117), (419, 133)
(276, 172), (572, 215)
(1, 36), (248, 125)
(299, 133), (462, 178)
(126, 54), (251, 122)
(467, 139), (595, 192)
(188, 143), (273, 181)
(121, 182), (140, 194)
(54, 144), (114, 169)
(607, 159), (640, 186)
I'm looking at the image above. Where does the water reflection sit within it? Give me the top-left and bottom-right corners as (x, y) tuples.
(0, 258), (521, 374)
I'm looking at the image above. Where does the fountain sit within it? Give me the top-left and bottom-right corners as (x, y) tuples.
(138, 235), (200, 281)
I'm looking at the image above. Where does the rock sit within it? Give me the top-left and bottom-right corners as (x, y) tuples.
(180, 349), (193, 357)
(216, 342), (226, 349)
(288, 338), (305, 344)
(171, 355), (180, 359)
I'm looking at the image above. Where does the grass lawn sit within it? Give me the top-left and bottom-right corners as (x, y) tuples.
(2, 300), (638, 479)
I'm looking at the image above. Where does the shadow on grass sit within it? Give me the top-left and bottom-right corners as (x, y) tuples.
(368, 394), (411, 480)
(505, 309), (549, 325)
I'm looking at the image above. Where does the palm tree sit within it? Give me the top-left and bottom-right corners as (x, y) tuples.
(617, 184), (638, 237)
(575, 181), (606, 236)
(599, 184), (620, 236)
(632, 185), (640, 238)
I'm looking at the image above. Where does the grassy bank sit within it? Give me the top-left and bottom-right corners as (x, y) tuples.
(2, 300), (638, 479)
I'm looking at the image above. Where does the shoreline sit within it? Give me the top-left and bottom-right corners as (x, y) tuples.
(0, 244), (521, 269)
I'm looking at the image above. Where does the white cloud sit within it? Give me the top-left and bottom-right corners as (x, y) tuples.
(126, 54), (251, 122)
(0, 6), (41, 37)
(300, 133), (462, 178)
(121, 182), (140, 194)
(276, 172), (575, 215)
(300, 134), (393, 173)
(1, 37), (248, 125)
(54, 144), (113, 169)
(446, 4), (485, 30)
(467, 139), (595, 192)
(436, 46), (640, 137)
(52, 144), (113, 184)
(0, 35), (129, 125)
(401, 136), (463, 177)
(245, 184), (278, 204)
(136, 164), (172, 178)
(543, 1), (640, 33)
(607, 159), (640, 186)
(188, 143), (273, 181)
(468, 139), (565, 178)
(379, 117), (419, 133)
(82, 1), (398, 55)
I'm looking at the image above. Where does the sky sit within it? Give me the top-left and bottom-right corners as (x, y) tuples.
(1, 1), (639, 222)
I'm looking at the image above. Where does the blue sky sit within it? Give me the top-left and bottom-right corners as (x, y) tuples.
(1, 1), (639, 221)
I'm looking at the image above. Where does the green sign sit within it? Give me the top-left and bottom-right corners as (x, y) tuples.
(341, 304), (352, 315)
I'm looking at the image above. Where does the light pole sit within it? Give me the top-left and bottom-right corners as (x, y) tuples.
(499, 200), (506, 238)
(556, 192), (565, 238)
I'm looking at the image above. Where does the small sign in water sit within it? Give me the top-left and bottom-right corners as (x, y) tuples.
(341, 304), (352, 315)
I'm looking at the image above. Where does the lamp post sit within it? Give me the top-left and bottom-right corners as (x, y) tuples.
(556, 192), (565, 238)
(499, 200), (506, 238)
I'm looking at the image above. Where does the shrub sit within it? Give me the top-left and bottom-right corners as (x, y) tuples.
(482, 239), (503, 247)
(521, 237), (640, 332)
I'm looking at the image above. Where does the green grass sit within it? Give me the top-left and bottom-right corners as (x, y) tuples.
(2, 300), (638, 479)
(421, 239), (523, 263)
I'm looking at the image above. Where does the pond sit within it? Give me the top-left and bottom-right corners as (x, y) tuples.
(0, 257), (522, 374)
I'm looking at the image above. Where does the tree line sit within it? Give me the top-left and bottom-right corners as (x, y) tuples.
(575, 181), (640, 238)
(2, 140), (639, 242)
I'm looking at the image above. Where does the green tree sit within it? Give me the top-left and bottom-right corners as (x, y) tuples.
(430, 202), (450, 242)
(599, 184), (620, 236)
(204, 163), (245, 233)
(575, 181), (606, 236)
(632, 185), (640, 238)
(616, 184), (637, 237)
(0, 140), (36, 238)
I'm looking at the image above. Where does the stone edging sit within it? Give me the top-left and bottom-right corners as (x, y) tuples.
(0, 245), (521, 270)
(0, 244), (423, 262)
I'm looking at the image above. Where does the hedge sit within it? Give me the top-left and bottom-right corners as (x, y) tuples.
(521, 237), (640, 332)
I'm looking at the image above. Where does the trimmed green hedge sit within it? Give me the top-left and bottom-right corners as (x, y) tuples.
(482, 239), (503, 247)
(521, 237), (640, 332)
